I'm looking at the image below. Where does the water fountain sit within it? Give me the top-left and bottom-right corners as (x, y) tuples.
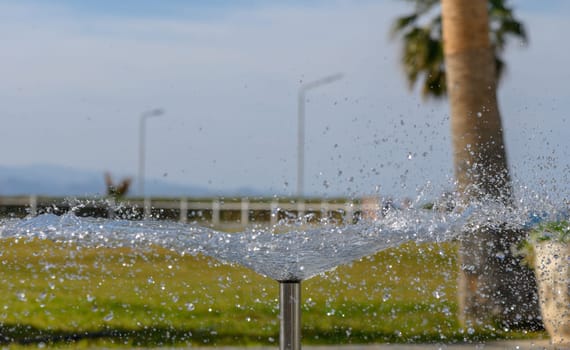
(0, 203), (470, 349)
(0, 197), (566, 348)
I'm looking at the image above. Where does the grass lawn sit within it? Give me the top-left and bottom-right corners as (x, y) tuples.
(0, 237), (544, 348)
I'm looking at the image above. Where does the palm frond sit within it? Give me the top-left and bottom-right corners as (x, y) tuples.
(390, 14), (418, 38)
(489, 0), (528, 52)
(494, 55), (505, 85)
(423, 68), (446, 98)
(413, 0), (440, 15)
(392, 0), (527, 99)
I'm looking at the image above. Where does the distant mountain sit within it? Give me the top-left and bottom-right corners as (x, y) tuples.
(0, 164), (104, 196)
(0, 164), (264, 197)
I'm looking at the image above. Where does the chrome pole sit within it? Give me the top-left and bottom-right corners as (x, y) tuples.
(280, 281), (301, 350)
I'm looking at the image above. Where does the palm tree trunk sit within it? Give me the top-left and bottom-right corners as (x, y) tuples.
(441, 0), (540, 329)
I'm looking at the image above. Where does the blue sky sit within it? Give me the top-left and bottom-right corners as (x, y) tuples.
(0, 0), (569, 201)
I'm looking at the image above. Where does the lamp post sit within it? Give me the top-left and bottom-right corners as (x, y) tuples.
(138, 108), (165, 197)
(297, 73), (343, 198)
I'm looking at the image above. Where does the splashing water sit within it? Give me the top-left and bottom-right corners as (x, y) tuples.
(200, 207), (469, 281)
(1, 189), (567, 282)
(0, 205), (482, 282)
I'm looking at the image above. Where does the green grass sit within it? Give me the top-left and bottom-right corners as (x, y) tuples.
(0, 238), (544, 348)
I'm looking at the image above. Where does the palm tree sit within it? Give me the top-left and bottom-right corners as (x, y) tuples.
(392, 0), (540, 329)
(391, 0), (527, 99)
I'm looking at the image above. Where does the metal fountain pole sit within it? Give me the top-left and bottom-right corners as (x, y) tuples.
(280, 280), (301, 350)
(288, 75), (343, 349)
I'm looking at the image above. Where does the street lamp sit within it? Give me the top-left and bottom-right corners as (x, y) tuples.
(297, 73), (344, 198)
(138, 108), (165, 197)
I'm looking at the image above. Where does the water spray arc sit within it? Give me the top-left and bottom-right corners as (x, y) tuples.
(1, 201), (559, 346)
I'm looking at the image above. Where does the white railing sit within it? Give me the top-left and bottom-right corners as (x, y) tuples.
(0, 195), (381, 225)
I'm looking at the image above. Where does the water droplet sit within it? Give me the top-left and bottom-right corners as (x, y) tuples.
(186, 303), (195, 311)
(16, 292), (26, 302)
(432, 290), (445, 299)
(103, 312), (114, 322)
(305, 298), (316, 308)
(326, 309), (336, 316)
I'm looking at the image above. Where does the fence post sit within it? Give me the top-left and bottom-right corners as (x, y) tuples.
(344, 201), (354, 224)
(180, 198), (188, 223)
(361, 196), (380, 221)
(107, 198), (116, 219)
(270, 200), (279, 226)
(297, 201), (305, 218)
(212, 199), (220, 226)
(241, 198), (249, 226)
(29, 195), (37, 216)
(320, 200), (329, 221)
(144, 198), (152, 219)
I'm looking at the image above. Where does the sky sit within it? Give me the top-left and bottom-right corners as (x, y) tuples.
(1, 0), (569, 200)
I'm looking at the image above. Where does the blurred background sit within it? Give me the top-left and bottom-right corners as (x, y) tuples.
(0, 0), (568, 201)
